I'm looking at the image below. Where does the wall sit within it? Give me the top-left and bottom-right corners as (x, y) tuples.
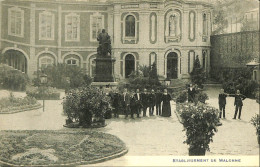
(210, 31), (259, 69)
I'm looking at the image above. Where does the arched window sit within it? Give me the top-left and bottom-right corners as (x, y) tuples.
(125, 54), (135, 78)
(39, 57), (54, 69)
(125, 15), (135, 37)
(203, 13), (207, 35)
(66, 58), (78, 66)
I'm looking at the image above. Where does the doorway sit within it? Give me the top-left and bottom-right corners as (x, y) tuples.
(167, 52), (178, 79)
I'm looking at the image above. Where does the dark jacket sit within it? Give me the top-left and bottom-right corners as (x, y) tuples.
(218, 93), (227, 106)
(141, 93), (150, 107)
(149, 93), (156, 106)
(122, 92), (131, 106)
(230, 94), (246, 106)
(155, 92), (163, 104)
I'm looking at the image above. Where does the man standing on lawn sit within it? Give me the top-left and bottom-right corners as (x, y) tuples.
(230, 90), (246, 120)
(218, 89), (228, 119)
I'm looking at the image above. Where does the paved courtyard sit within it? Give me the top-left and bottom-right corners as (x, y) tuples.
(0, 85), (259, 166)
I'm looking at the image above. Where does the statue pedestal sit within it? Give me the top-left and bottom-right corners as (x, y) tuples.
(94, 57), (116, 82)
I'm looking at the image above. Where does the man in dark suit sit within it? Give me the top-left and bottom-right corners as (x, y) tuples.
(188, 84), (196, 103)
(133, 89), (142, 118)
(155, 88), (163, 116)
(218, 89), (228, 119)
(122, 88), (131, 119)
(141, 89), (149, 117)
(149, 89), (156, 116)
(112, 89), (120, 118)
(230, 90), (246, 120)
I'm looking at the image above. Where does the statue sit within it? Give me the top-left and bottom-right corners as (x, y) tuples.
(97, 29), (112, 57)
(169, 15), (176, 37)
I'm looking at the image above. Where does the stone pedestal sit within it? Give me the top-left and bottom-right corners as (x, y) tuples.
(94, 57), (116, 82)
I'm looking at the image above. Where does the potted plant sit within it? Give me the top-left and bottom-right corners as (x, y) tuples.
(180, 103), (219, 156)
(63, 87), (111, 128)
(250, 114), (260, 144)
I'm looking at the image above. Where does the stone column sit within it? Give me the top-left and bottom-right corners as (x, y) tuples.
(0, 0), (2, 50)
(157, 9), (164, 48)
(182, 9), (189, 45)
(28, 3), (36, 78)
(58, 5), (62, 63)
(113, 5), (121, 49)
(139, 3), (150, 48)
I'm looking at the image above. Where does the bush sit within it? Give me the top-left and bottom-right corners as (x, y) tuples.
(250, 114), (260, 139)
(190, 56), (206, 88)
(0, 64), (29, 91)
(176, 91), (187, 103)
(210, 67), (259, 97)
(126, 63), (165, 91)
(26, 86), (60, 100)
(196, 91), (209, 104)
(180, 103), (219, 155)
(63, 87), (112, 126)
(34, 63), (92, 90)
(0, 92), (38, 113)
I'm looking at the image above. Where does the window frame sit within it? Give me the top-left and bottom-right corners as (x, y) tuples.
(65, 58), (79, 66)
(8, 7), (24, 37)
(123, 14), (137, 42)
(39, 11), (55, 40)
(90, 12), (104, 42)
(65, 13), (80, 42)
(39, 56), (54, 69)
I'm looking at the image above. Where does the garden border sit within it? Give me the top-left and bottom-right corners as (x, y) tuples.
(0, 103), (42, 114)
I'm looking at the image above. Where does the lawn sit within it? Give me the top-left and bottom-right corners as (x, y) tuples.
(0, 130), (127, 166)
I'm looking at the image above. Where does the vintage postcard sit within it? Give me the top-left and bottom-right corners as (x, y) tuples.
(0, 0), (259, 166)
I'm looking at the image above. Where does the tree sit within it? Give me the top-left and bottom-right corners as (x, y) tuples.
(190, 56), (206, 88)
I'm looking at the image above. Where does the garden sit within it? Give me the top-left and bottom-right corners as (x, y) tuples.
(0, 130), (127, 166)
(0, 92), (41, 114)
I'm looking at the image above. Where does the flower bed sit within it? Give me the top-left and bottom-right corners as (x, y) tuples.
(26, 86), (60, 100)
(0, 130), (127, 166)
(0, 95), (41, 114)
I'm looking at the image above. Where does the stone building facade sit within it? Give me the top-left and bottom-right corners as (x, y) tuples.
(0, 0), (213, 80)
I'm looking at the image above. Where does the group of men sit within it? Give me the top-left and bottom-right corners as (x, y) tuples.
(109, 88), (164, 119)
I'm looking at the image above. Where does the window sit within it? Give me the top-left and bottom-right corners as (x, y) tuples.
(39, 12), (54, 40)
(125, 15), (135, 37)
(66, 59), (78, 66)
(90, 13), (104, 41)
(65, 13), (80, 41)
(40, 57), (54, 69)
(203, 13), (207, 35)
(8, 7), (24, 37)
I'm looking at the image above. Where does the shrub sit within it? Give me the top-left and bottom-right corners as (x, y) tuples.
(126, 63), (165, 91)
(254, 89), (259, 104)
(63, 87), (112, 126)
(250, 114), (260, 137)
(190, 56), (206, 88)
(196, 91), (209, 104)
(34, 63), (92, 90)
(180, 103), (219, 155)
(0, 64), (29, 91)
(210, 67), (259, 97)
(176, 91), (187, 103)
(26, 86), (60, 100)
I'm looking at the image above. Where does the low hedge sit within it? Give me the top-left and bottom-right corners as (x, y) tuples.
(26, 86), (60, 100)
